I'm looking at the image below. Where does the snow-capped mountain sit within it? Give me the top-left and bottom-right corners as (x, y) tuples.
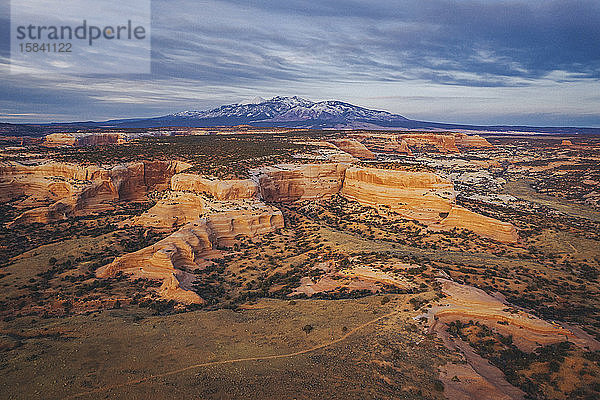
(59, 96), (599, 134)
(116, 96), (410, 128)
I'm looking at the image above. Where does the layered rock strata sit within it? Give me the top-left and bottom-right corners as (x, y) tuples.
(171, 174), (258, 200)
(98, 203), (284, 303)
(341, 166), (455, 223)
(328, 138), (376, 159)
(253, 163), (347, 202)
(1, 160), (191, 226)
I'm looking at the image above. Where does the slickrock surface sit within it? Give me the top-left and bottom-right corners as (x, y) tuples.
(429, 279), (590, 352)
(435, 205), (519, 243)
(329, 138), (376, 159)
(133, 192), (205, 229)
(171, 174), (258, 200)
(98, 202), (284, 303)
(341, 166), (455, 223)
(253, 163), (347, 202)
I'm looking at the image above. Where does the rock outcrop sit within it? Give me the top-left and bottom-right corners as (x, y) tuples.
(401, 133), (460, 153)
(97, 203), (284, 303)
(43, 132), (125, 147)
(171, 174), (258, 200)
(329, 139), (376, 159)
(133, 192), (205, 229)
(454, 133), (493, 148)
(341, 166), (455, 223)
(561, 139), (573, 146)
(435, 206), (519, 243)
(385, 136), (413, 155)
(1, 160), (191, 226)
(340, 166), (517, 242)
(429, 279), (594, 352)
(253, 163), (347, 202)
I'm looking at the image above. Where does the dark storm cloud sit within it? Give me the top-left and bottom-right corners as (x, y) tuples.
(171, 0), (600, 84)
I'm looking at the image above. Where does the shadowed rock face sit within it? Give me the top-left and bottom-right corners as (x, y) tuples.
(0, 160), (192, 226)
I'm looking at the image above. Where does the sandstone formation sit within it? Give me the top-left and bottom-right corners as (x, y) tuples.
(435, 206), (519, 243)
(133, 192), (205, 229)
(329, 138), (376, 159)
(401, 133), (460, 153)
(454, 133), (493, 148)
(1, 160), (191, 226)
(253, 163), (347, 202)
(349, 132), (491, 155)
(341, 166), (455, 223)
(43, 132), (126, 147)
(171, 174), (258, 200)
(561, 139), (574, 146)
(98, 203), (284, 303)
(385, 136), (413, 155)
(429, 279), (593, 352)
(340, 166), (517, 242)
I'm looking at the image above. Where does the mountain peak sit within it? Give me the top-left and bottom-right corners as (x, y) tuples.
(157, 96), (408, 128)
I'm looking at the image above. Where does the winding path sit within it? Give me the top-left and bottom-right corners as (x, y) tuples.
(66, 310), (400, 399)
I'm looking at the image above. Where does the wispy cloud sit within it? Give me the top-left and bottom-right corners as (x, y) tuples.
(1, 0), (599, 125)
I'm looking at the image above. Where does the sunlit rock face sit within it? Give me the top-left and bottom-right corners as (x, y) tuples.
(97, 203), (284, 304)
(43, 132), (124, 147)
(171, 174), (258, 200)
(434, 206), (519, 244)
(0, 160), (191, 226)
(252, 163), (347, 202)
(341, 166), (456, 224)
(340, 166), (518, 243)
(328, 138), (376, 159)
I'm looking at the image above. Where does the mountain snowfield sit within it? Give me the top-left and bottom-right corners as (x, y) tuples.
(165, 96), (408, 127)
(68, 96), (599, 134)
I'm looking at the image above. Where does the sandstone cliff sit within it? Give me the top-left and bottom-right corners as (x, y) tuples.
(133, 192), (205, 229)
(253, 163), (347, 202)
(329, 139), (376, 159)
(43, 132), (125, 147)
(341, 166), (455, 223)
(1, 160), (192, 226)
(171, 174), (258, 200)
(454, 133), (493, 148)
(435, 205), (519, 243)
(401, 133), (460, 153)
(97, 203), (284, 303)
(340, 166), (518, 242)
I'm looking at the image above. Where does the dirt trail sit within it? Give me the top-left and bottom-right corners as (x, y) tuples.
(505, 180), (600, 222)
(65, 310), (400, 399)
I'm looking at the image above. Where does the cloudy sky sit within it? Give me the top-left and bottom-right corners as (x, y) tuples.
(1, 0), (599, 126)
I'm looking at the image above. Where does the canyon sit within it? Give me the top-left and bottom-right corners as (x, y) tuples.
(1, 157), (519, 303)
